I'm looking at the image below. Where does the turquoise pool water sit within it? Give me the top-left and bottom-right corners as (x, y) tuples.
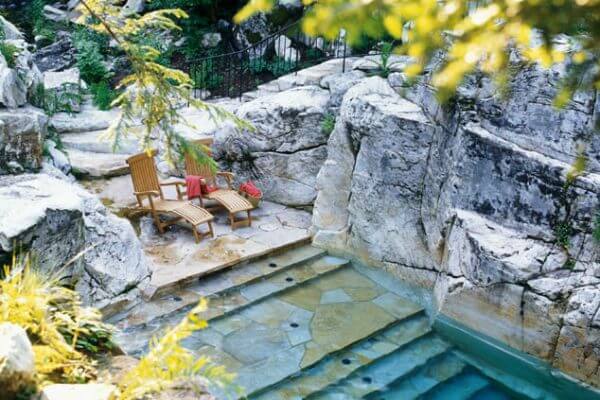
(113, 250), (600, 399)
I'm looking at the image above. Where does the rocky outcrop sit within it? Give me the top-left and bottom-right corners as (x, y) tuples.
(0, 323), (35, 400)
(0, 106), (47, 174)
(216, 85), (332, 206)
(33, 31), (76, 72)
(0, 40), (43, 108)
(0, 169), (151, 314)
(310, 67), (600, 386)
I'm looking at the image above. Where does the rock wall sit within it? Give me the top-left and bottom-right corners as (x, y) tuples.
(0, 166), (151, 314)
(216, 85), (332, 206)
(311, 67), (600, 386)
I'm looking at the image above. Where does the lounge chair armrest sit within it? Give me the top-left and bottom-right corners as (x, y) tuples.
(134, 190), (160, 197)
(216, 171), (234, 189)
(160, 179), (186, 200)
(160, 179), (186, 187)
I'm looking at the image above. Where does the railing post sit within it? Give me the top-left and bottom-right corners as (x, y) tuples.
(342, 33), (347, 73)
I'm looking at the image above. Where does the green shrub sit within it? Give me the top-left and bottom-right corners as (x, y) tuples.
(267, 57), (296, 77)
(0, 41), (19, 68)
(593, 211), (600, 243)
(91, 81), (118, 110)
(321, 113), (336, 136)
(75, 42), (109, 84)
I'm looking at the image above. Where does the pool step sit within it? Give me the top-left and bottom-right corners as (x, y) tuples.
(416, 368), (491, 400)
(230, 300), (425, 398)
(113, 251), (349, 355)
(251, 313), (432, 400)
(306, 334), (452, 399)
(363, 352), (467, 400)
(111, 245), (326, 328)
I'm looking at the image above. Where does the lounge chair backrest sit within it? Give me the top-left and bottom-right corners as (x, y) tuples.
(184, 139), (216, 186)
(127, 149), (164, 199)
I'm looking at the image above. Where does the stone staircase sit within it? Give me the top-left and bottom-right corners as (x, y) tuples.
(111, 244), (524, 400)
(50, 104), (135, 178)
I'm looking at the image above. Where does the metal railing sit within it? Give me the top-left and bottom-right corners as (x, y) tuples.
(188, 20), (348, 99)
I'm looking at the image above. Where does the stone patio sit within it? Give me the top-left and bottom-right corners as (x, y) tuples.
(83, 175), (313, 298)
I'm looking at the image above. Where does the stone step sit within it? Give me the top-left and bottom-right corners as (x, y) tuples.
(468, 385), (511, 400)
(50, 105), (121, 133)
(416, 368), (491, 400)
(307, 335), (452, 399)
(363, 352), (467, 399)
(111, 245), (327, 327)
(113, 253), (349, 355)
(61, 129), (140, 155)
(194, 268), (425, 399)
(231, 299), (424, 398)
(147, 233), (313, 299)
(251, 313), (431, 400)
(66, 148), (131, 178)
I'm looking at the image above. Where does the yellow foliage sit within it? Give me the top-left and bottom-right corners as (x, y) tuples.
(236, 0), (600, 104)
(117, 299), (237, 400)
(0, 255), (104, 386)
(1, 254), (235, 399)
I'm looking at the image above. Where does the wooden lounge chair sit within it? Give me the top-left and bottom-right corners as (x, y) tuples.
(126, 150), (215, 243)
(184, 140), (254, 230)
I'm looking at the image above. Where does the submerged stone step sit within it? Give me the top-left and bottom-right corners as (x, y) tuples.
(195, 268), (425, 398)
(363, 351), (467, 399)
(417, 368), (491, 400)
(112, 246), (333, 328)
(67, 148), (131, 178)
(251, 313), (431, 400)
(113, 253), (349, 355)
(307, 335), (452, 399)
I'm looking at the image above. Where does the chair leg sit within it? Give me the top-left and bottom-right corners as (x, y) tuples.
(247, 210), (252, 227)
(192, 225), (200, 243)
(229, 213), (235, 229)
(208, 221), (215, 238)
(152, 212), (164, 234)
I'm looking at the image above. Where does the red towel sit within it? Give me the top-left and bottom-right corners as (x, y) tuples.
(240, 180), (262, 198)
(186, 175), (203, 199)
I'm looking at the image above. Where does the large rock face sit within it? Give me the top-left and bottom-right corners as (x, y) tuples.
(216, 86), (332, 206)
(0, 169), (151, 314)
(311, 68), (600, 387)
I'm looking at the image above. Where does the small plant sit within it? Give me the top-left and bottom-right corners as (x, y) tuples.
(91, 81), (118, 110)
(0, 41), (19, 68)
(248, 57), (268, 74)
(554, 221), (572, 250)
(321, 113), (336, 136)
(118, 299), (237, 399)
(0, 255), (111, 385)
(593, 211), (600, 243)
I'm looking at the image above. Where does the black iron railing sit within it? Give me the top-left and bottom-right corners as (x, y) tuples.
(188, 20), (348, 99)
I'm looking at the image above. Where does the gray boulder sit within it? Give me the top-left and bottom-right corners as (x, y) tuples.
(0, 172), (151, 314)
(34, 31), (76, 72)
(0, 106), (47, 174)
(0, 40), (42, 108)
(0, 16), (24, 40)
(0, 323), (35, 400)
(216, 85), (331, 206)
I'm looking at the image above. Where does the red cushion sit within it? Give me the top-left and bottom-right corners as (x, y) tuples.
(244, 181), (262, 198)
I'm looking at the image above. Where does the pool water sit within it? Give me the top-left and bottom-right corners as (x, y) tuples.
(113, 250), (600, 400)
